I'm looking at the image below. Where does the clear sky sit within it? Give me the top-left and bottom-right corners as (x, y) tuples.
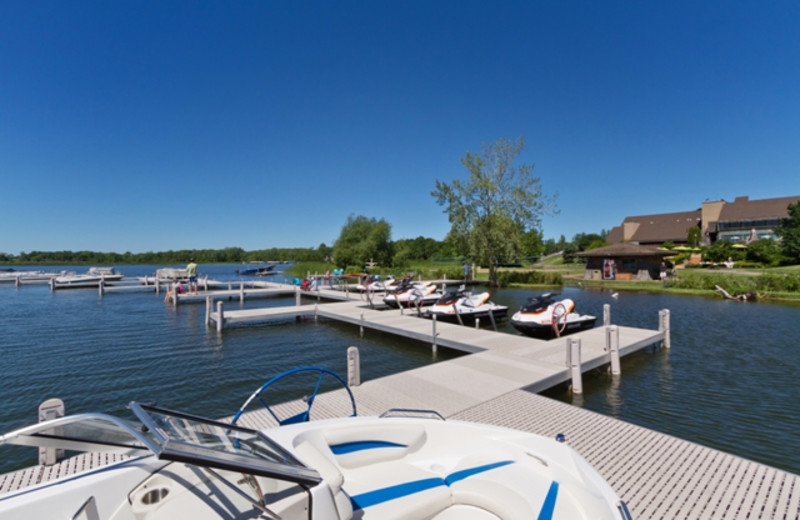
(2, 1), (799, 255)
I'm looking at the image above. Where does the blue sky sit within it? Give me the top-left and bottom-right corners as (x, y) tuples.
(2, 1), (799, 255)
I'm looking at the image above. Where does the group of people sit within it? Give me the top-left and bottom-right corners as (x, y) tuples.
(164, 258), (199, 303)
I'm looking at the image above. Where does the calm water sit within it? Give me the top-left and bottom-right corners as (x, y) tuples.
(1, 264), (798, 476)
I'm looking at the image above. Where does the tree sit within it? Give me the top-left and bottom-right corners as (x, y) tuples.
(776, 201), (800, 263)
(432, 137), (557, 285)
(687, 226), (702, 247)
(332, 215), (393, 269)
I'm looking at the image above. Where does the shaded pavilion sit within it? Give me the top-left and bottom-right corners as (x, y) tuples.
(576, 243), (674, 281)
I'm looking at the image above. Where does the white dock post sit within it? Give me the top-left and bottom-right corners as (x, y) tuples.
(569, 338), (583, 394)
(98, 279), (104, 297)
(205, 296), (212, 326)
(49, 278), (55, 292)
(432, 314), (438, 354)
(216, 301), (224, 332)
(155, 277), (160, 294)
(659, 309), (671, 348)
(347, 346), (361, 386)
(475, 318), (480, 329)
(15, 275), (21, 288)
(239, 281), (244, 303)
(296, 287), (301, 306)
(360, 312), (364, 337)
(608, 325), (621, 375)
(38, 398), (65, 465)
(603, 303), (611, 326)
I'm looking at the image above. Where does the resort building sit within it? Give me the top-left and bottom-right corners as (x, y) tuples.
(606, 195), (800, 247)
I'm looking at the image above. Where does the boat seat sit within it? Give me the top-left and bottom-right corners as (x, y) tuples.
(323, 423), (427, 469)
(293, 439), (353, 520)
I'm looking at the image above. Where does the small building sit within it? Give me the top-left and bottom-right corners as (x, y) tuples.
(576, 243), (674, 281)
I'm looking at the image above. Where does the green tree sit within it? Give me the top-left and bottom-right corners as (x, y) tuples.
(687, 226), (702, 247)
(432, 137), (557, 286)
(746, 239), (782, 266)
(332, 215), (393, 269)
(776, 201), (800, 263)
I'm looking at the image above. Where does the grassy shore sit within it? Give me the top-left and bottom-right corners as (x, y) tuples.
(287, 259), (800, 302)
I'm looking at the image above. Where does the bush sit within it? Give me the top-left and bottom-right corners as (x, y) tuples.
(497, 270), (563, 286)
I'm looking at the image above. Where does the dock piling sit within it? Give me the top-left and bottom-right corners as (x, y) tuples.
(216, 301), (224, 332)
(347, 346), (361, 386)
(38, 399), (65, 465)
(569, 338), (583, 394)
(603, 303), (611, 326)
(205, 296), (212, 326)
(659, 309), (671, 348)
(432, 314), (438, 354)
(607, 325), (621, 375)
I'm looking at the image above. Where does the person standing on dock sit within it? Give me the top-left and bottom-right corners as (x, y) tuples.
(187, 258), (199, 295)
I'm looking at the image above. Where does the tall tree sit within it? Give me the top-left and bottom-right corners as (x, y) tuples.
(332, 215), (393, 268)
(432, 137), (557, 285)
(776, 201), (800, 262)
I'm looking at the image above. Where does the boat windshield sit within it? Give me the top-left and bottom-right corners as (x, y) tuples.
(0, 413), (152, 454)
(130, 402), (320, 485)
(1, 403), (321, 486)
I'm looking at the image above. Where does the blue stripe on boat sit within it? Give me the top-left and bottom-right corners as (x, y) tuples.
(350, 477), (446, 509)
(350, 459), (515, 511)
(444, 460), (514, 485)
(329, 440), (407, 455)
(537, 481), (559, 520)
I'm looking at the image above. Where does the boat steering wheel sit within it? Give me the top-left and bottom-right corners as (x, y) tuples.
(231, 367), (357, 426)
(552, 302), (568, 337)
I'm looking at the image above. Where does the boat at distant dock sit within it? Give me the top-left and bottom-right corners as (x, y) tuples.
(52, 267), (123, 288)
(236, 262), (277, 276)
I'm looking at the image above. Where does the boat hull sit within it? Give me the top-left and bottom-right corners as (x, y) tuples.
(511, 314), (597, 339)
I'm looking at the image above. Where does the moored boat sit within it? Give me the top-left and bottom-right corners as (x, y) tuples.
(383, 278), (442, 308)
(52, 267), (123, 288)
(0, 367), (632, 519)
(510, 293), (597, 339)
(424, 289), (508, 323)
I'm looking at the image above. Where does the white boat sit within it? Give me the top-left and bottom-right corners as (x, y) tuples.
(383, 279), (442, 308)
(356, 274), (396, 293)
(138, 267), (190, 285)
(0, 269), (65, 284)
(425, 289), (509, 323)
(0, 367), (632, 519)
(52, 267), (123, 288)
(510, 293), (597, 339)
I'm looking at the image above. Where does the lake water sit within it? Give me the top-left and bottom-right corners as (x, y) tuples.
(1, 264), (798, 477)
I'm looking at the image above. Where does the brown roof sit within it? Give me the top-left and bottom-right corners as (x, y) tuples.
(576, 243), (674, 258)
(621, 210), (701, 243)
(716, 195), (800, 222)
